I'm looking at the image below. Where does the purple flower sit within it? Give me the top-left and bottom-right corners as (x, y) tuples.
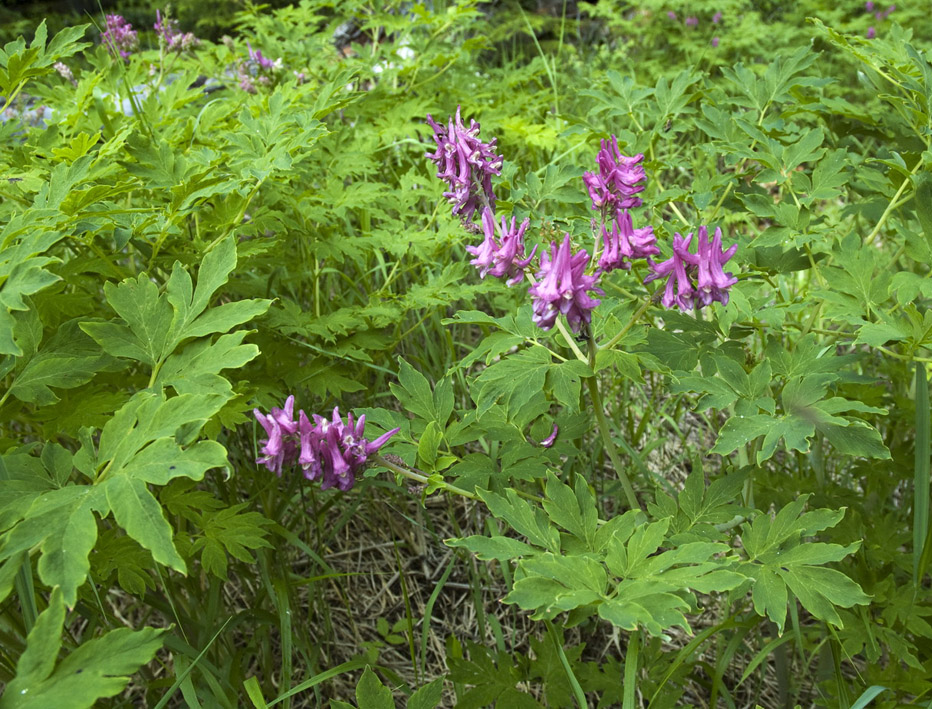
(711, 36), (720, 47)
(712, 11), (723, 23)
(644, 233), (696, 311)
(599, 209), (658, 272)
(466, 207), (537, 285)
(253, 399), (399, 490)
(866, 26), (876, 38)
(690, 226), (738, 306)
(528, 234), (603, 332)
(539, 424), (559, 448)
(667, 11), (678, 20)
(583, 137), (646, 213)
(644, 226), (737, 311)
(685, 16), (699, 26)
(247, 41), (276, 71)
(865, 1), (874, 9)
(426, 107), (503, 224)
(155, 9), (199, 52)
(100, 15), (138, 60)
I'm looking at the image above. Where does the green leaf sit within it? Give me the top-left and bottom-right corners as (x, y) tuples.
(547, 360), (592, 412)
(914, 171), (932, 253)
(103, 476), (185, 573)
(8, 321), (115, 405)
(1, 588), (164, 709)
(446, 535), (535, 561)
(391, 358), (439, 422)
(355, 666), (394, 709)
(476, 489), (560, 552)
(475, 347), (551, 419)
(0, 485), (102, 608)
(541, 472), (597, 547)
(193, 503), (272, 580)
(407, 677), (444, 709)
(417, 420), (442, 472)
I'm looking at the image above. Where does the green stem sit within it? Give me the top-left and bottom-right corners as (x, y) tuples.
(865, 160), (922, 246)
(373, 455), (478, 500)
(546, 619), (586, 708)
(586, 374), (641, 511)
(623, 630), (640, 709)
(602, 296), (655, 351)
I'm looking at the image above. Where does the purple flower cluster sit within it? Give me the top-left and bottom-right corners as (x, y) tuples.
(154, 10), (199, 53)
(529, 234), (603, 332)
(466, 207), (536, 286)
(426, 107), (503, 224)
(599, 209), (659, 272)
(583, 136), (645, 212)
(237, 42), (282, 93)
(644, 226), (737, 311)
(585, 135), (658, 272)
(100, 15), (138, 60)
(254, 396), (399, 491)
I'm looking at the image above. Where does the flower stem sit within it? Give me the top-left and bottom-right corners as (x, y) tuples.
(601, 295), (655, 351)
(584, 347), (641, 511)
(373, 455), (479, 500)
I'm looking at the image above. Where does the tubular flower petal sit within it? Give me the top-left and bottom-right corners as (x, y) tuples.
(466, 207), (536, 286)
(252, 399), (400, 490)
(645, 227), (737, 311)
(426, 106), (503, 223)
(583, 136), (645, 212)
(529, 234), (603, 333)
(599, 209), (659, 272)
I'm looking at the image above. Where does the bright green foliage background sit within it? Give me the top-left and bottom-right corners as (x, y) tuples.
(1, 0), (931, 707)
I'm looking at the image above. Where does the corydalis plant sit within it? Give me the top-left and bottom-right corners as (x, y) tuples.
(645, 226), (738, 310)
(599, 209), (659, 272)
(154, 9), (199, 53)
(254, 396), (399, 491)
(583, 136), (646, 213)
(466, 207), (536, 286)
(529, 234), (603, 332)
(100, 14), (138, 60)
(426, 106), (502, 224)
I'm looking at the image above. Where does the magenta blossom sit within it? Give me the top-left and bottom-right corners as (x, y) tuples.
(155, 10), (199, 52)
(529, 234), (603, 332)
(685, 16), (698, 26)
(247, 41), (276, 71)
(426, 107), (503, 224)
(100, 15), (138, 60)
(539, 424), (559, 448)
(866, 26), (876, 38)
(466, 207), (537, 285)
(583, 137), (646, 213)
(712, 11), (723, 23)
(644, 226), (737, 311)
(599, 209), (659, 272)
(254, 398), (399, 490)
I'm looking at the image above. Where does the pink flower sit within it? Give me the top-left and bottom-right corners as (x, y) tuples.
(529, 234), (603, 332)
(426, 107), (503, 224)
(253, 399), (399, 490)
(599, 209), (658, 272)
(100, 15), (138, 60)
(466, 207), (536, 285)
(644, 226), (737, 311)
(583, 136), (645, 213)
